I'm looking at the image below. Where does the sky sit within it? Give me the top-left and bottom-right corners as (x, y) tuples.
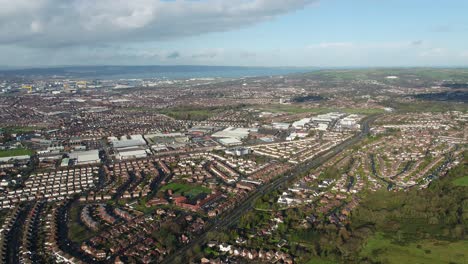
(1, 0), (468, 68)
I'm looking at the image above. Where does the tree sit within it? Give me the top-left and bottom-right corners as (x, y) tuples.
(452, 225), (465, 239)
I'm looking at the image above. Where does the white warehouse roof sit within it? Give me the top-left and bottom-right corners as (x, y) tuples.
(69, 150), (100, 164)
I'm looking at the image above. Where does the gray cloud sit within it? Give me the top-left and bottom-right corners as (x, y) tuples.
(411, 40), (423, 46)
(0, 0), (317, 48)
(191, 51), (220, 59)
(166, 51), (181, 59)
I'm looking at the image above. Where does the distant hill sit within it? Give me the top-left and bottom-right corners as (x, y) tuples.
(302, 68), (468, 83)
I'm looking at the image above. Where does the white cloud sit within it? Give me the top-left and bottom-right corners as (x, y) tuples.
(0, 0), (318, 47)
(308, 42), (354, 49)
(419, 48), (446, 57)
(30, 21), (43, 33)
(306, 41), (421, 50)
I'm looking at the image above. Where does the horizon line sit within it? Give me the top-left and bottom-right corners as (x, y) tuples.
(1, 65), (468, 71)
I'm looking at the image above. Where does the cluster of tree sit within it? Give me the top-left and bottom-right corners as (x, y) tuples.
(0, 131), (14, 143)
(442, 83), (468, 89)
(292, 94), (326, 103)
(413, 91), (468, 103)
(342, 152), (468, 262)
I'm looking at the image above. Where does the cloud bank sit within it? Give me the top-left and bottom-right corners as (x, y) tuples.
(0, 0), (316, 47)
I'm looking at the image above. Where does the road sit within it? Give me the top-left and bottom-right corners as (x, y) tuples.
(161, 115), (378, 264)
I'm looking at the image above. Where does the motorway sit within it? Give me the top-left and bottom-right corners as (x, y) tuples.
(161, 115), (378, 264)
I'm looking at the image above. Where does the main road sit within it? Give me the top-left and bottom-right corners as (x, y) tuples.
(162, 114), (379, 264)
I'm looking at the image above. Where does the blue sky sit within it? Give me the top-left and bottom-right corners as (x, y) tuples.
(0, 0), (467, 67)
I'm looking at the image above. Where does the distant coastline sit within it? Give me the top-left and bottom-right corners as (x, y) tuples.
(0, 65), (316, 80)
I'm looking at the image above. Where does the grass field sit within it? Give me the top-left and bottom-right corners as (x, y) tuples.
(305, 258), (337, 264)
(159, 108), (219, 121)
(68, 205), (97, 243)
(360, 233), (468, 264)
(133, 200), (157, 214)
(0, 148), (33, 158)
(387, 101), (468, 113)
(0, 126), (41, 134)
(160, 183), (212, 199)
(452, 176), (468, 187)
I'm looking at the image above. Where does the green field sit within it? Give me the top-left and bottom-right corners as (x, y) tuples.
(133, 200), (158, 214)
(452, 176), (468, 187)
(0, 148), (33, 158)
(387, 101), (468, 113)
(305, 258), (337, 264)
(351, 153), (468, 263)
(0, 126), (41, 134)
(160, 183), (212, 199)
(159, 108), (218, 121)
(360, 233), (468, 264)
(258, 104), (323, 114)
(68, 205), (97, 243)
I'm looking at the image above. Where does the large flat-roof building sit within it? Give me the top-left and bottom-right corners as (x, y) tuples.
(109, 135), (147, 148)
(218, 137), (243, 146)
(69, 150), (100, 165)
(109, 135), (150, 160)
(211, 127), (257, 140)
(115, 148), (148, 160)
(292, 118), (311, 129)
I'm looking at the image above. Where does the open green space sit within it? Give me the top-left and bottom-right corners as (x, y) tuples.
(160, 108), (220, 121)
(68, 205), (97, 243)
(305, 258), (338, 264)
(360, 232), (468, 264)
(0, 126), (41, 134)
(387, 101), (468, 113)
(452, 176), (468, 187)
(129, 197), (159, 214)
(126, 106), (218, 120)
(0, 148), (33, 158)
(351, 152), (468, 262)
(133, 202), (157, 214)
(160, 183), (212, 199)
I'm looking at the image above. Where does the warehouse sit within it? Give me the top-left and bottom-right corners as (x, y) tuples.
(109, 135), (147, 148)
(218, 137), (243, 146)
(211, 127), (257, 140)
(69, 150), (100, 165)
(115, 148), (148, 160)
